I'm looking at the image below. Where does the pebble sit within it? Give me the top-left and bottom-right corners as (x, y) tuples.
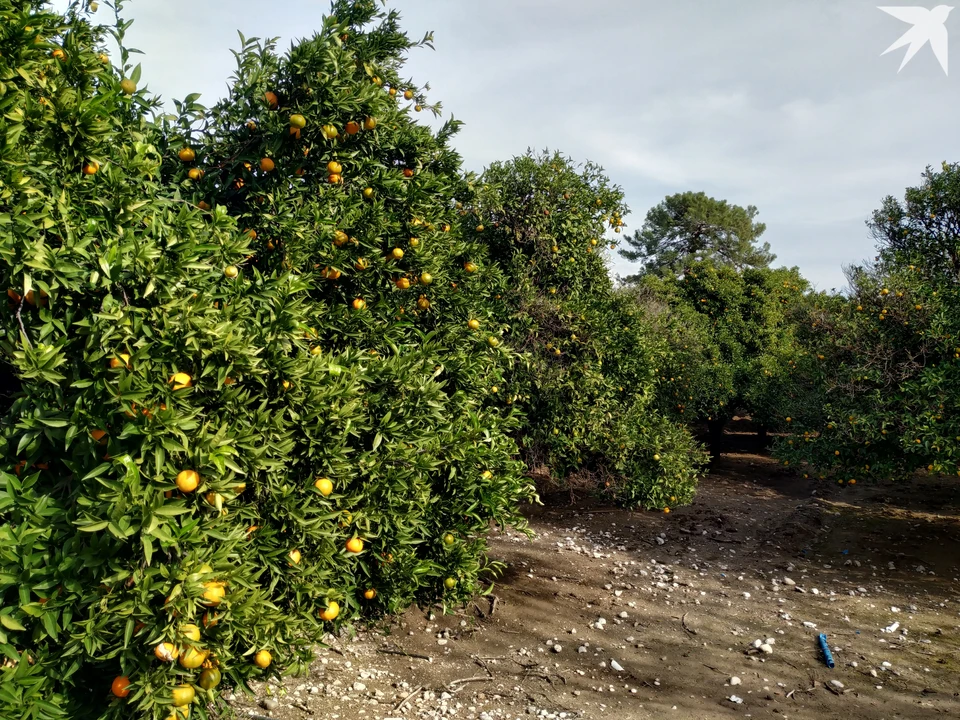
(260, 698), (280, 711)
(552, 644), (562, 653)
(610, 660), (624, 672)
(759, 643), (773, 654)
(802, 621), (817, 629)
(830, 680), (845, 689)
(783, 577), (796, 586)
(729, 695), (743, 704)
(729, 676), (742, 686)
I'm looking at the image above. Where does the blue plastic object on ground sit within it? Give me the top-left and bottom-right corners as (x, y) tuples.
(818, 633), (835, 668)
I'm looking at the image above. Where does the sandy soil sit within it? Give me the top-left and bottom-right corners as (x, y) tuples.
(221, 426), (960, 720)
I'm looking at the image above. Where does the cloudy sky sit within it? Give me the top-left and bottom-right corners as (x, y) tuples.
(64, 1), (956, 292)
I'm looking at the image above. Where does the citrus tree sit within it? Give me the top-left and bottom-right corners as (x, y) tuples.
(0, 1), (535, 718)
(467, 151), (707, 510)
(637, 259), (809, 450)
(772, 163), (960, 483)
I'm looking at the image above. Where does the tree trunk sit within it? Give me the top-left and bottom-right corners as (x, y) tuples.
(707, 419), (725, 460)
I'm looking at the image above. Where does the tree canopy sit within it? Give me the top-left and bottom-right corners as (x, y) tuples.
(619, 191), (774, 279)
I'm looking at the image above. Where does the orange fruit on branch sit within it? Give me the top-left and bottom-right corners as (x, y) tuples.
(319, 600), (340, 621)
(154, 642), (179, 662)
(345, 537), (364, 553)
(259, 157), (275, 172)
(176, 469), (199, 493)
(111, 676), (131, 698)
(172, 685), (195, 707)
(254, 650), (272, 668)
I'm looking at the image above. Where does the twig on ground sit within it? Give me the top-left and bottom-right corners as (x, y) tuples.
(681, 613), (698, 636)
(445, 675), (493, 692)
(379, 648), (432, 661)
(394, 685), (422, 711)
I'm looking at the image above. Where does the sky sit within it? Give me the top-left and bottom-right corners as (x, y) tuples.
(61, 0), (958, 292)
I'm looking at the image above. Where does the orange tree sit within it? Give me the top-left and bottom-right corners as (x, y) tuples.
(771, 162), (960, 482)
(637, 259), (809, 451)
(466, 151), (707, 509)
(0, 1), (534, 719)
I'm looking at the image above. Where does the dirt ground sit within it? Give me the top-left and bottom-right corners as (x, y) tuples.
(223, 423), (960, 720)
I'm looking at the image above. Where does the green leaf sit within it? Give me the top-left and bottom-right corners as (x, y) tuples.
(0, 615), (25, 632)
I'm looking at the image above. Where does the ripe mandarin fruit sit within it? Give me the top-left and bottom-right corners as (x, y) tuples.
(289, 549), (302, 564)
(109, 353), (130, 369)
(170, 372), (192, 390)
(254, 650), (272, 668)
(315, 477), (333, 495)
(259, 157), (275, 172)
(153, 643), (180, 662)
(463, 262), (478, 273)
(180, 624), (201, 642)
(396, 278), (411, 290)
(82, 160), (99, 175)
(264, 91), (279, 109)
(224, 265), (239, 279)
(363, 117), (377, 130)
(362, 187), (374, 198)
(289, 113), (306, 128)
(352, 298), (366, 310)
(201, 582), (225, 606)
(178, 147), (196, 163)
(52, 48), (65, 60)
(345, 537), (364, 553)
(172, 685), (195, 707)
(363, 588), (377, 600)
(328, 173), (342, 184)
(176, 470), (200, 493)
(187, 168), (204, 180)
(345, 120), (360, 135)
(486, 337), (500, 348)
(327, 160), (342, 174)
(420, 272), (433, 285)
(320, 601), (340, 621)
(390, 248), (404, 260)
(403, 168), (414, 178)
(403, 89), (414, 100)
(111, 676), (131, 698)
(119, 78), (136, 94)
(467, 319), (480, 330)
(179, 647), (207, 669)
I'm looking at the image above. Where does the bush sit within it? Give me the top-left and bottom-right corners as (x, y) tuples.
(0, 1), (535, 718)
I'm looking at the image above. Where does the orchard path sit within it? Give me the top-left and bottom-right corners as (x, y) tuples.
(225, 424), (960, 720)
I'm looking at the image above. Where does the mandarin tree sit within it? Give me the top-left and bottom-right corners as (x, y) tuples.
(0, 1), (535, 718)
(637, 259), (809, 452)
(467, 151), (707, 509)
(772, 165), (960, 482)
